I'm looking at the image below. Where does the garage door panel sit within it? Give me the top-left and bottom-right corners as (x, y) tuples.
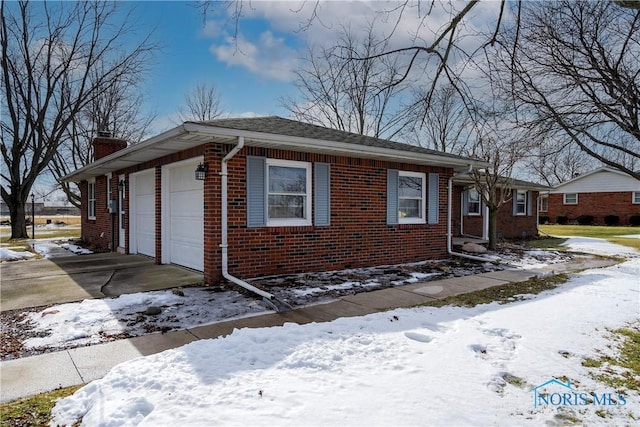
(165, 161), (204, 271)
(170, 190), (202, 215)
(169, 218), (201, 242)
(133, 171), (155, 257)
(136, 174), (155, 194)
(170, 166), (200, 192)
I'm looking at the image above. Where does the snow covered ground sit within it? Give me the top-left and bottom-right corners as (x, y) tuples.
(51, 238), (640, 426)
(4, 247), (571, 360)
(0, 239), (91, 261)
(0, 248), (35, 261)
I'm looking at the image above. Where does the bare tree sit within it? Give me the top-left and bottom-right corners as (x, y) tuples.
(204, 1), (639, 164)
(281, 21), (408, 139)
(495, 0), (640, 179)
(49, 66), (156, 208)
(526, 140), (597, 187)
(179, 82), (224, 122)
(464, 109), (533, 250)
(401, 84), (472, 152)
(1, 1), (154, 238)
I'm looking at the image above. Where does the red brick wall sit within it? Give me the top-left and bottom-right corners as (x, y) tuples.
(80, 174), (119, 251)
(496, 195), (539, 238)
(204, 146), (453, 284)
(455, 186), (540, 239)
(547, 192), (639, 225)
(93, 137), (127, 161)
(83, 142), (454, 285)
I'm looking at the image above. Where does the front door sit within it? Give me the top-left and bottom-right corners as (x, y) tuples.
(119, 174), (126, 249)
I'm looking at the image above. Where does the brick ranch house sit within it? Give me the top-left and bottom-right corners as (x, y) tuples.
(543, 167), (640, 225)
(452, 175), (550, 240)
(63, 117), (493, 292)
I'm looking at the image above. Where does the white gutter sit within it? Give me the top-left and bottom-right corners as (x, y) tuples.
(220, 136), (292, 312)
(447, 175), (498, 263)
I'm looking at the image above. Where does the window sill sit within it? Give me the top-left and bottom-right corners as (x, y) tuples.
(267, 219), (312, 227)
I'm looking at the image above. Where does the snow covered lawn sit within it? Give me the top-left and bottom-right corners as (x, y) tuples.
(0, 248), (35, 261)
(51, 238), (640, 426)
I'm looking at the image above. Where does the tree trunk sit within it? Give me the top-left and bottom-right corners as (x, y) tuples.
(488, 207), (499, 251)
(8, 198), (28, 239)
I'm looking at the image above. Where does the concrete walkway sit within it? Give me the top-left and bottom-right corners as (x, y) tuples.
(0, 257), (619, 403)
(0, 253), (203, 312)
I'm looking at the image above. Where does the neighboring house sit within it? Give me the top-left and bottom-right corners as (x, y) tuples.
(545, 167), (640, 225)
(62, 116), (488, 286)
(1, 201), (80, 217)
(452, 175), (550, 240)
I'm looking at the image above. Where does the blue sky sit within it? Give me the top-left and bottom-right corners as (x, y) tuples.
(130, 1), (299, 130)
(124, 0), (503, 133)
(21, 0), (504, 200)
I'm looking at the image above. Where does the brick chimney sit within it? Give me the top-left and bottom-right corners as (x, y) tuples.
(93, 130), (127, 161)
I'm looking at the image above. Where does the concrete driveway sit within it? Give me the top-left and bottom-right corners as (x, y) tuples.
(0, 253), (203, 312)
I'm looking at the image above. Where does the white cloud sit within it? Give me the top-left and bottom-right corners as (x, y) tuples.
(205, 1), (505, 84)
(210, 31), (299, 82)
(200, 19), (223, 38)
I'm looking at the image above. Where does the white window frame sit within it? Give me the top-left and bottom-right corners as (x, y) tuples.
(467, 188), (481, 216)
(398, 171), (426, 224)
(266, 159), (312, 227)
(88, 179), (96, 220)
(106, 173), (112, 207)
(539, 194), (548, 212)
(515, 190), (527, 216)
(563, 193), (578, 205)
(633, 192), (640, 204)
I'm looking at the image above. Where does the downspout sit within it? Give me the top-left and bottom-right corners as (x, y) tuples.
(482, 193), (490, 241)
(220, 136), (292, 312)
(447, 174), (498, 263)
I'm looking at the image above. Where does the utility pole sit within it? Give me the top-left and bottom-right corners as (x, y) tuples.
(31, 194), (35, 239)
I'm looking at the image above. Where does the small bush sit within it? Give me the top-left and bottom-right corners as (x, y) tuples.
(577, 215), (594, 225)
(603, 215), (619, 226)
(630, 215), (640, 226)
(538, 215), (550, 224)
(556, 215), (569, 225)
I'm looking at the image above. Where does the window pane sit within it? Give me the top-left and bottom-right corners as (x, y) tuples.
(540, 196), (548, 211)
(269, 166), (306, 193)
(399, 198), (421, 218)
(468, 189), (480, 214)
(268, 195), (305, 219)
(399, 176), (422, 197)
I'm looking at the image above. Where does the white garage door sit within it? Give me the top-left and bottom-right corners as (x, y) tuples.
(131, 169), (155, 257)
(164, 160), (204, 271)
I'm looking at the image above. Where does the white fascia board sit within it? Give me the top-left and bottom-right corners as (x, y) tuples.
(61, 126), (189, 182)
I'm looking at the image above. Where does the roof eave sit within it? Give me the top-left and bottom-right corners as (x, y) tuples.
(183, 122), (488, 169)
(63, 122), (488, 182)
(61, 125), (191, 182)
(452, 174), (550, 191)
